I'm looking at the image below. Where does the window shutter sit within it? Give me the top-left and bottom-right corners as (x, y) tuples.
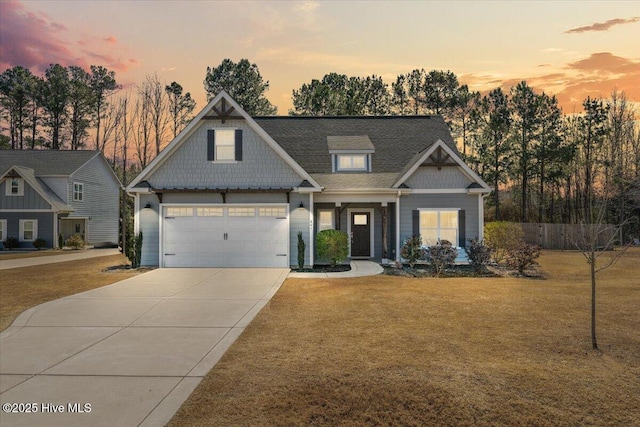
(412, 210), (420, 237)
(235, 129), (243, 161)
(458, 209), (466, 247)
(207, 130), (215, 161)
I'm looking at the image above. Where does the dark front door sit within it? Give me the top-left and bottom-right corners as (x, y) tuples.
(351, 212), (371, 257)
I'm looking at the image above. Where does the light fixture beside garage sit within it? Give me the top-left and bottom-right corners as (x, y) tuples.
(144, 203), (152, 209)
(299, 202), (304, 208)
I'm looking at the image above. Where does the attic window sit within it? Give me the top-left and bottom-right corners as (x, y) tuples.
(337, 154), (369, 172)
(5, 177), (24, 196)
(207, 128), (243, 162)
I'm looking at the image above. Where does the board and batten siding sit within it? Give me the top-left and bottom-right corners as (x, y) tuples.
(0, 212), (54, 248)
(399, 193), (480, 247)
(69, 155), (120, 245)
(147, 119), (303, 189)
(0, 179), (52, 210)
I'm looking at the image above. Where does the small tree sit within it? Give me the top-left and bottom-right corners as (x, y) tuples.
(297, 231), (306, 270)
(425, 240), (458, 277)
(316, 230), (348, 267)
(484, 221), (524, 264)
(400, 235), (426, 268)
(127, 231), (143, 268)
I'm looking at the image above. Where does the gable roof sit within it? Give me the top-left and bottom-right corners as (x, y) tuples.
(128, 91), (321, 191)
(253, 116), (458, 175)
(0, 150), (100, 176)
(0, 165), (73, 212)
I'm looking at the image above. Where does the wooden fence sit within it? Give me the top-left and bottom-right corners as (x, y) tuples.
(520, 223), (618, 250)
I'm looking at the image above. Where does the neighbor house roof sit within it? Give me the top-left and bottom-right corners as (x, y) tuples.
(0, 165), (72, 212)
(0, 150), (100, 176)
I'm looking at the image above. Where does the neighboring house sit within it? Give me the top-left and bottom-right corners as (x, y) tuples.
(127, 91), (491, 268)
(0, 150), (121, 249)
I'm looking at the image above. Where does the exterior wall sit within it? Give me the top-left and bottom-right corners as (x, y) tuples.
(139, 193), (160, 267)
(0, 211), (54, 248)
(0, 179), (52, 210)
(148, 119), (303, 189)
(399, 193), (480, 248)
(40, 177), (68, 201)
(70, 155), (120, 245)
(404, 166), (472, 189)
(289, 193), (310, 268)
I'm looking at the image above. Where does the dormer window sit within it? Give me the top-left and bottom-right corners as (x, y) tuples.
(327, 135), (374, 173)
(337, 154), (369, 172)
(5, 177), (24, 196)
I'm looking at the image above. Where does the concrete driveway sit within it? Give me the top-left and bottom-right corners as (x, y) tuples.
(0, 268), (288, 427)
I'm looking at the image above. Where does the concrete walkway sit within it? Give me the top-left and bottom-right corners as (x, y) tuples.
(0, 248), (121, 270)
(0, 267), (289, 427)
(288, 260), (383, 278)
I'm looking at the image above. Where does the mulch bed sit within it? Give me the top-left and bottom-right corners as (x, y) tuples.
(292, 264), (351, 273)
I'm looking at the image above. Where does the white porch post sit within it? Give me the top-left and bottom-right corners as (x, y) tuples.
(479, 193), (486, 240)
(395, 191), (401, 262)
(309, 192), (314, 266)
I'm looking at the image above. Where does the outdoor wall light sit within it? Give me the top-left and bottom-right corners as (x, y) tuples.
(144, 203), (152, 209)
(299, 202), (304, 208)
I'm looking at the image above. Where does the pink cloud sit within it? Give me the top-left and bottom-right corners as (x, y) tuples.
(0, 0), (136, 75)
(566, 17), (639, 34)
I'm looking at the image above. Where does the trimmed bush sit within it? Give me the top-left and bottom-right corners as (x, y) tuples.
(484, 221), (524, 264)
(3, 237), (19, 250)
(297, 231), (306, 270)
(506, 242), (541, 275)
(127, 231), (143, 268)
(58, 233), (64, 249)
(65, 234), (85, 250)
(400, 235), (426, 268)
(467, 238), (492, 273)
(425, 240), (458, 277)
(33, 238), (47, 250)
(316, 229), (348, 267)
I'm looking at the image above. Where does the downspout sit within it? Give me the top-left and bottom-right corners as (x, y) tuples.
(395, 190), (401, 262)
(309, 192), (314, 267)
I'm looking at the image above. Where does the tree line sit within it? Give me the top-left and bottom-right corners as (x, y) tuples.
(1, 59), (639, 237)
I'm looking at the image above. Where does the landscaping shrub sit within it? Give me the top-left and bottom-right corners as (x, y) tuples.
(484, 221), (524, 264)
(506, 242), (541, 275)
(65, 234), (85, 250)
(425, 240), (458, 277)
(58, 233), (64, 249)
(400, 235), (426, 268)
(316, 229), (348, 267)
(3, 237), (19, 250)
(33, 238), (47, 250)
(127, 231), (143, 268)
(467, 238), (492, 273)
(297, 231), (306, 270)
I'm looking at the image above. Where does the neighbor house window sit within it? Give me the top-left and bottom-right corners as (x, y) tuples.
(5, 178), (24, 196)
(317, 209), (335, 231)
(0, 219), (6, 242)
(73, 182), (84, 201)
(419, 210), (458, 246)
(336, 154), (368, 172)
(19, 219), (37, 242)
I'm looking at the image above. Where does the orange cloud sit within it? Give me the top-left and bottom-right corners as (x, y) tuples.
(565, 17), (639, 33)
(104, 36), (118, 44)
(567, 52), (640, 74)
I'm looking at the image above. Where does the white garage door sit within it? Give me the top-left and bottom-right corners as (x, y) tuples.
(162, 205), (289, 268)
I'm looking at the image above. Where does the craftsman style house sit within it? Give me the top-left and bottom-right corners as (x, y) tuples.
(0, 151), (121, 249)
(127, 91), (491, 268)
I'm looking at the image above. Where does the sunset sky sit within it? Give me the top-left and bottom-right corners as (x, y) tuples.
(1, 0), (639, 114)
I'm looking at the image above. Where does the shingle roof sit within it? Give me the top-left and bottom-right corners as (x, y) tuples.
(253, 116), (457, 175)
(310, 173), (399, 189)
(327, 135), (375, 152)
(0, 150), (98, 176)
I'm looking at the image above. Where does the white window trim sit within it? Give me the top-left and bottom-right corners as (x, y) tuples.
(5, 178), (24, 196)
(346, 208), (374, 258)
(317, 209), (335, 232)
(19, 219), (38, 242)
(0, 219), (6, 241)
(333, 154), (370, 172)
(214, 128), (237, 162)
(73, 182), (84, 202)
(417, 208), (460, 246)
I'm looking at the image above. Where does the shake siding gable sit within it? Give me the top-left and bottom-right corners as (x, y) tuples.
(404, 166), (473, 189)
(148, 119), (303, 189)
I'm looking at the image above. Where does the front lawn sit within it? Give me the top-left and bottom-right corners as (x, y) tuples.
(169, 249), (640, 426)
(0, 254), (141, 331)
